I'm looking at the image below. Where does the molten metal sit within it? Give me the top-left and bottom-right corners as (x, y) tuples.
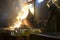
(9, 3), (34, 30)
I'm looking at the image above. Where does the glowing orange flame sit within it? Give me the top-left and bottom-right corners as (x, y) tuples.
(9, 3), (34, 30)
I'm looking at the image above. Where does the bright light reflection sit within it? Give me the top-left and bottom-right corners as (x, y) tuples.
(38, 0), (44, 3)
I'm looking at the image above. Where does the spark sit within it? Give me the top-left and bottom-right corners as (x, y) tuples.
(9, 3), (34, 30)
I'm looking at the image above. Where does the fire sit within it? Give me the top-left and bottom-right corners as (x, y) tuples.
(28, 4), (34, 15)
(9, 3), (34, 30)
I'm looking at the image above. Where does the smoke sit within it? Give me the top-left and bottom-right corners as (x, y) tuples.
(0, 0), (20, 28)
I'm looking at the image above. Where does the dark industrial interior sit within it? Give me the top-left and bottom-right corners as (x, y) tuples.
(0, 0), (60, 40)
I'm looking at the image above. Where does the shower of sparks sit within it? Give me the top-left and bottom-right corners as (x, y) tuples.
(8, 3), (34, 30)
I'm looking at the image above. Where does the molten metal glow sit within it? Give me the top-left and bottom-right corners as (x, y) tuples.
(13, 21), (21, 28)
(28, 4), (34, 15)
(30, 7), (34, 15)
(9, 3), (34, 30)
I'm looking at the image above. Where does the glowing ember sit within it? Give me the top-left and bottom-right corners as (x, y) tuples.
(9, 3), (34, 30)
